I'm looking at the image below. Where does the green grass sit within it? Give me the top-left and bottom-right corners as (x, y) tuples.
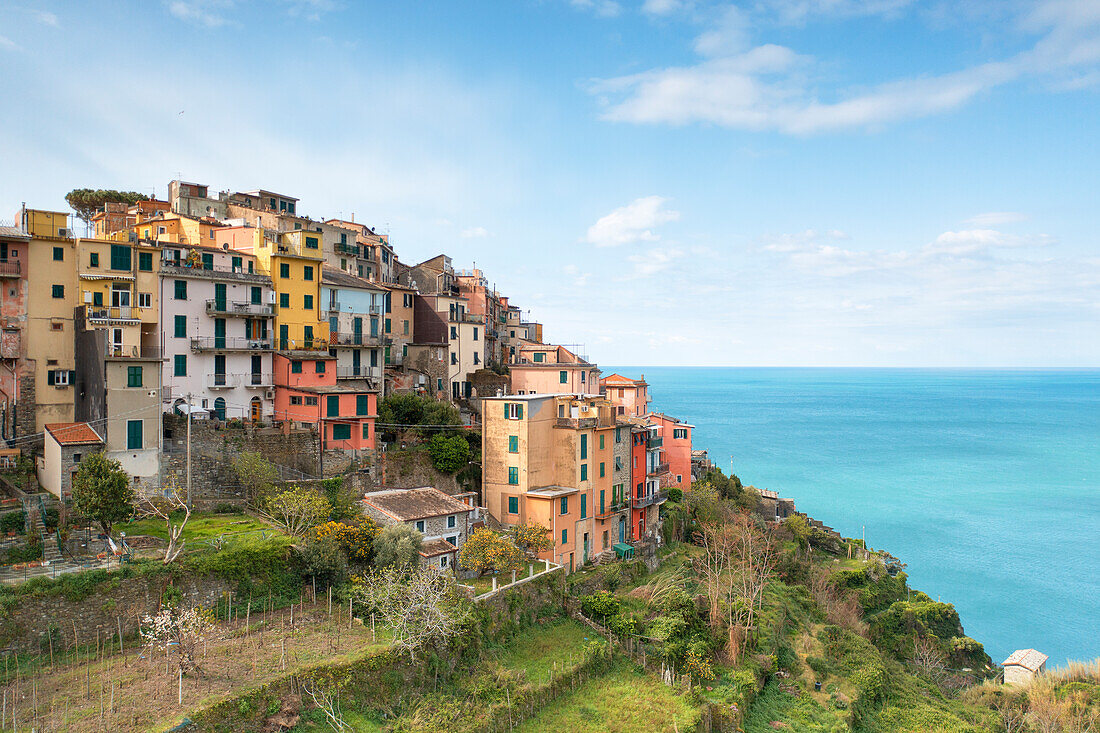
(119, 512), (278, 543)
(743, 680), (847, 733)
(498, 619), (596, 682)
(513, 662), (702, 733)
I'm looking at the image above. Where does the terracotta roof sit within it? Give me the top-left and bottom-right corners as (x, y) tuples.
(321, 268), (384, 290)
(419, 538), (458, 557)
(45, 422), (103, 446)
(601, 373), (646, 386)
(1003, 649), (1048, 671)
(0, 226), (29, 241)
(362, 487), (472, 522)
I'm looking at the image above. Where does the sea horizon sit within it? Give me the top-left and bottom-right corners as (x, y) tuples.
(611, 366), (1100, 667)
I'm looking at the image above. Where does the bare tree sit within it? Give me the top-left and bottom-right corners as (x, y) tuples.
(302, 679), (349, 731)
(139, 478), (191, 563)
(351, 564), (470, 661)
(140, 606), (216, 674)
(1028, 681), (1068, 733)
(911, 636), (948, 683)
(727, 511), (777, 662)
(695, 520), (733, 628)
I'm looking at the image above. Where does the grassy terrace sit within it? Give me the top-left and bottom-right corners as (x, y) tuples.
(497, 618), (596, 682)
(513, 661), (702, 733)
(119, 511), (277, 543)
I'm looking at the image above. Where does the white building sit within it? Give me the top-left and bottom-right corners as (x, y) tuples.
(1003, 649), (1048, 685)
(320, 269), (386, 390)
(159, 244), (275, 422)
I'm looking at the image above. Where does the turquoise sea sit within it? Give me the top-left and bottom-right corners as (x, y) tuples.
(621, 367), (1100, 667)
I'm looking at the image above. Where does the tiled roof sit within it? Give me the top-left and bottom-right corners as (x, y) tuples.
(1003, 649), (1048, 671)
(321, 268), (383, 289)
(419, 538), (457, 557)
(45, 422), (103, 446)
(363, 487), (471, 522)
(0, 226), (29, 240)
(601, 373), (645, 386)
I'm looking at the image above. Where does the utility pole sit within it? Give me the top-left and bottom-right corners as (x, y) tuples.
(862, 525), (866, 550)
(186, 392), (192, 508)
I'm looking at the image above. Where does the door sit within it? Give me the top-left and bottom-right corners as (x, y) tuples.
(214, 283), (226, 311)
(352, 349), (361, 377)
(583, 533), (589, 564)
(250, 355), (262, 385)
(250, 397), (261, 423)
(213, 397), (226, 421)
(214, 318), (226, 349)
(214, 355), (226, 386)
(110, 328), (123, 356)
(352, 317), (363, 345)
(618, 517), (626, 543)
(279, 324), (288, 350)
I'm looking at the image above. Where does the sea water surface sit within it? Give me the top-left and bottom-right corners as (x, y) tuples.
(619, 367), (1100, 667)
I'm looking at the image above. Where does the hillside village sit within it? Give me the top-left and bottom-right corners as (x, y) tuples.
(0, 186), (1097, 732)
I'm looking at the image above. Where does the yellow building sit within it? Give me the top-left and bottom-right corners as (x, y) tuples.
(221, 226), (327, 351)
(130, 212), (223, 247)
(75, 238), (160, 356)
(21, 208), (79, 433)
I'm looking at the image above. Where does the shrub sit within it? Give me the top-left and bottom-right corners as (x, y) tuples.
(667, 487), (683, 503)
(310, 519), (380, 563)
(298, 536), (348, 588)
(373, 523), (422, 569)
(851, 664), (888, 703)
(427, 434), (470, 474)
(807, 655), (831, 680)
(580, 590), (621, 622)
(0, 511), (24, 534)
(607, 613), (638, 637)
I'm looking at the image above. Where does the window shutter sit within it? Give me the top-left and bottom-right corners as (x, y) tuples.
(504, 403), (509, 419)
(69, 370), (75, 384)
(517, 404), (523, 420)
(47, 370), (55, 385)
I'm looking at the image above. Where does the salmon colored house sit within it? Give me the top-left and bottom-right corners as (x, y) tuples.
(646, 412), (694, 491)
(510, 344), (599, 396)
(273, 352), (377, 451)
(600, 373), (650, 417)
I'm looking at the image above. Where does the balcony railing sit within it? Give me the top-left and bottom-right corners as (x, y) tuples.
(243, 374), (273, 388)
(335, 367), (381, 384)
(595, 502), (630, 519)
(276, 337), (329, 352)
(0, 259), (21, 278)
(647, 462), (670, 477)
(556, 417), (597, 430)
(191, 336), (273, 352)
(647, 435), (663, 450)
(87, 306), (142, 323)
(206, 374), (240, 389)
(205, 299), (275, 317)
(330, 332), (383, 347)
(105, 345), (162, 360)
(334, 242), (360, 256)
(327, 300), (342, 312)
(633, 490), (668, 509)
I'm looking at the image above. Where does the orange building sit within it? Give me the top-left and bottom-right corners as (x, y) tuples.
(600, 373), (650, 417)
(646, 412), (693, 491)
(272, 352), (377, 452)
(510, 344), (599, 396)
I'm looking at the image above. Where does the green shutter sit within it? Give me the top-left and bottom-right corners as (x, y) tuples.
(46, 370), (55, 385)
(508, 435), (518, 453)
(356, 394), (369, 415)
(174, 315), (186, 337)
(110, 245), (132, 270)
(580, 434), (587, 459)
(327, 395), (339, 417)
(504, 403), (510, 419)
(600, 490), (605, 514)
(138, 252), (153, 271)
(174, 354), (187, 376)
(581, 494), (586, 519)
(517, 404), (523, 420)
(126, 420), (143, 450)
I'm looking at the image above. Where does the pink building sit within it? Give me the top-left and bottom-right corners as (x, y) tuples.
(646, 412), (693, 490)
(0, 225), (28, 441)
(600, 373), (650, 418)
(510, 344), (599, 396)
(273, 352), (377, 451)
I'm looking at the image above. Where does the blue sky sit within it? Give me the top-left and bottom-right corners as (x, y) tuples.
(1, 0), (1098, 366)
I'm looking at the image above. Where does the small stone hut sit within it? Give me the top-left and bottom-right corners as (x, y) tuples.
(1003, 649), (1048, 685)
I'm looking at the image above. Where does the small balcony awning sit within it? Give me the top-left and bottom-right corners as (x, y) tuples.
(613, 542), (634, 559)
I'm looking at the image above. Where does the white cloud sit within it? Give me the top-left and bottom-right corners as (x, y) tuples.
(641, 0), (685, 16)
(925, 229), (1053, 257)
(590, 0), (1100, 134)
(762, 0), (916, 24)
(964, 211), (1028, 226)
(167, 0), (233, 27)
(584, 195), (680, 247)
(460, 226), (489, 238)
(31, 10), (59, 26)
(569, 0), (622, 18)
(0, 35), (17, 51)
(624, 246), (682, 278)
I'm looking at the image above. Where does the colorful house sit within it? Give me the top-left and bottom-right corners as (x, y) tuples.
(0, 221), (29, 441)
(646, 412), (694, 491)
(510, 344), (599, 396)
(600, 373), (650, 418)
(272, 351), (377, 451)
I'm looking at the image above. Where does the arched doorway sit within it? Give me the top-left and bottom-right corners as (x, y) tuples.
(250, 397), (262, 423)
(214, 397), (226, 421)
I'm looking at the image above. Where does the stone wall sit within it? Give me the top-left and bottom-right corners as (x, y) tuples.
(14, 365), (38, 445)
(0, 569), (231, 654)
(374, 448), (464, 494)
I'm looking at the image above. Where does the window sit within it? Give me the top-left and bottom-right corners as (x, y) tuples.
(305, 236), (319, 249)
(138, 292), (151, 308)
(451, 353), (458, 365)
(580, 371), (586, 384)
(332, 423), (351, 440)
(53, 247), (64, 261)
(581, 494), (587, 519)
(415, 520), (425, 533)
(674, 428), (688, 440)
(473, 327), (479, 341)
(599, 435), (605, 450)
(305, 396), (318, 406)
(231, 256), (242, 271)
(312, 360), (324, 375)
(677, 474), (683, 483)
(280, 263), (290, 278)
(580, 464), (588, 481)
(47, 369), (73, 386)
(291, 361), (303, 374)
(447, 515), (456, 529)
(508, 435), (518, 453)
(505, 403), (523, 420)
(403, 320), (409, 335)
(290, 396), (303, 405)
(440, 555), (449, 568)
(127, 366), (142, 387)
(362, 423), (371, 439)
(126, 420), (143, 450)
(251, 287), (261, 304)
(110, 245), (132, 270)
(600, 462), (605, 478)
(508, 466), (519, 485)
(533, 352), (544, 362)
(303, 294), (313, 310)
(385, 318), (391, 333)
(303, 265), (314, 281)
(615, 427), (622, 443)
(327, 395), (339, 417)
(508, 496), (519, 513)
(559, 370), (567, 384)
(138, 252), (153, 271)
(473, 353), (479, 365)
(174, 354), (187, 376)
(89, 252), (99, 267)
(356, 394), (369, 415)
(561, 528), (567, 546)
(560, 496), (568, 515)
(51, 284), (64, 298)
(174, 280), (187, 300)
(279, 293), (289, 308)
(449, 326), (457, 340)
(340, 258), (347, 270)
(445, 535), (457, 546)
(304, 326), (313, 343)
(600, 489), (605, 514)
(580, 434), (587, 459)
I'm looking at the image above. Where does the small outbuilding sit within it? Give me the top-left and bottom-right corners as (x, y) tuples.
(1002, 648), (1048, 684)
(38, 422), (104, 499)
(361, 487), (474, 570)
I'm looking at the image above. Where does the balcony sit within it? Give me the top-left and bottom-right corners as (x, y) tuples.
(647, 462), (670, 477)
(243, 373), (273, 388)
(0, 259), (21, 278)
(87, 306), (142, 324)
(646, 435), (663, 450)
(327, 300), (341, 312)
(205, 299), (275, 317)
(449, 312), (485, 324)
(276, 337), (329, 352)
(633, 490), (668, 509)
(105, 345), (162, 360)
(334, 242), (360, 257)
(595, 502), (630, 520)
(556, 417), (597, 430)
(160, 262), (270, 284)
(330, 332), (383, 347)
(206, 374), (240, 389)
(191, 336), (273, 352)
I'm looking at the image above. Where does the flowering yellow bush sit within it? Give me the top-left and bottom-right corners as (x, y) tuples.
(310, 518), (379, 562)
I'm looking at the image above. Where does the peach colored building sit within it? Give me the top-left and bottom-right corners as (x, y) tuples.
(273, 352), (377, 452)
(510, 344), (599, 397)
(600, 373), (650, 418)
(646, 412), (694, 491)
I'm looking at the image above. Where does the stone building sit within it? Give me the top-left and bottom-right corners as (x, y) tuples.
(39, 422), (104, 499)
(1003, 649), (1048, 685)
(361, 487), (474, 570)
